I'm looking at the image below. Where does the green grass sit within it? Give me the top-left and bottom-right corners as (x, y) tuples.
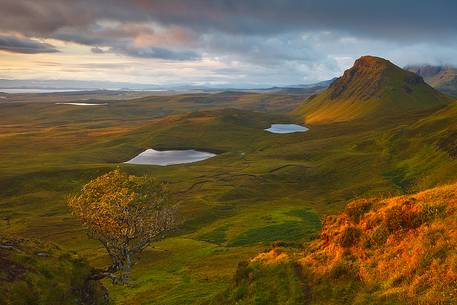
(228, 221), (315, 246)
(0, 237), (107, 305)
(1, 90), (457, 304)
(213, 256), (309, 305)
(197, 224), (232, 244)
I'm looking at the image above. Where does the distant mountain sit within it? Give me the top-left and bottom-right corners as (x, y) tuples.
(0, 78), (335, 93)
(406, 65), (457, 97)
(278, 78), (337, 90)
(294, 56), (453, 124)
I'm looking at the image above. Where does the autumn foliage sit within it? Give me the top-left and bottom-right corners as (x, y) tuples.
(68, 169), (177, 284)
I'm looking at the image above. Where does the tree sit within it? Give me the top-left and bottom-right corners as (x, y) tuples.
(68, 169), (177, 284)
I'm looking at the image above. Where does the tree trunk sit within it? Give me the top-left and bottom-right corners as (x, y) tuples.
(120, 249), (132, 284)
(87, 247), (132, 285)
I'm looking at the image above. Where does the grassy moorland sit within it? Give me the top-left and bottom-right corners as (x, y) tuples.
(219, 182), (456, 305)
(1, 82), (457, 304)
(0, 236), (107, 305)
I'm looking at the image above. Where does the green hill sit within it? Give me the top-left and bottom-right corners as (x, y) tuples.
(2, 77), (457, 304)
(294, 56), (452, 124)
(216, 182), (457, 305)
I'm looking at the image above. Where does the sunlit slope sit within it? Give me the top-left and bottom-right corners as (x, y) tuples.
(218, 183), (457, 305)
(302, 183), (457, 305)
(294, 56), (452, 124)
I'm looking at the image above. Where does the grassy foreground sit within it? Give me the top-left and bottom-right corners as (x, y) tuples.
(0, 237), (107, 305)
(218, 182), (457, 304)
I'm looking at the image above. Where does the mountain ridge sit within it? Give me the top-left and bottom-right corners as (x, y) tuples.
(406, 64), (457, 97)
(294, 55), (453, 124)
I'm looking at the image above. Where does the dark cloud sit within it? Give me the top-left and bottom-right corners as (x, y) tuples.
(1, 1), (456, 40)
(0, 35), (58, 54)
(91, 47), (105, 54)
(1, 0), (456, 60)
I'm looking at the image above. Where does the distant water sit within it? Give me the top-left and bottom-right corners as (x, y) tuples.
(0, 89), (86, 94)
(125, 149), (216, 166)
(55, 102), (108, 106)
(265, 124), (309, 134)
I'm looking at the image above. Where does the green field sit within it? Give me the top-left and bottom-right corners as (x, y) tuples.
(1, 90), (457, 304)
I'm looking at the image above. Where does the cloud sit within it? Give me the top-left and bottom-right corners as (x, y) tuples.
(112, 46), (200, 60)
(1, 1), (457, 85)
(0, 35), (58, 54)
(1, 1), (456, 41)
(91, 47), (105, 54)
(53, 22), (200, 60)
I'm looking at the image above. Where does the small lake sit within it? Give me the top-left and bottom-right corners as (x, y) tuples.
(124, 149), (216, 166)
(265, 124), (309, 134)
(55, 102), (108, 106)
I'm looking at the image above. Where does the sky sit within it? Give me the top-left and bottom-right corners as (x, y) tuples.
(1, 0), (457, 88)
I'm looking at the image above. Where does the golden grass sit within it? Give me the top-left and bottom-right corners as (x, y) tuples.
(300, 183), (457, 304)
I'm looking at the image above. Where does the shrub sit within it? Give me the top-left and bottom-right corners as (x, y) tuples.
(385, 200), (420, 232)
(329, 259), (358, 280)
(419, 202), (447, 222)
(372, 225), (389, 245)
(345, 199), (373, 223)
(339, 226), (362, 248)
(234, 261), (251, 285)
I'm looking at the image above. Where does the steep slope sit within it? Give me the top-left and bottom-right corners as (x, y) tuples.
(217, 183), (457, 305)
(406, 65), (457, 97)
(376, 99), (457, 194)
(0, 237), (108, 305)
(300, 184), (456, 304)
(294, 56), (452, 124)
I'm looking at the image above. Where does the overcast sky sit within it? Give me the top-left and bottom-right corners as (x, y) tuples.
(1, 0), (456, 87)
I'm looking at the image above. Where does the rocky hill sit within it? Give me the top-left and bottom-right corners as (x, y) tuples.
(294, 56), (452, 124)
(406, 65), (457, 97)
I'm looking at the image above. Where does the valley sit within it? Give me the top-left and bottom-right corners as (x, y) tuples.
(1, 57), (457, 305)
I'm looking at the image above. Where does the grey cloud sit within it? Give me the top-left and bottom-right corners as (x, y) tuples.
(1, 0), (457, 85)
(111, 46), (200, 61)
(1, 0), (456, 62)
(1, 1), (456, 41)
(51, 22), (200, 60)
(0, 35), (58, 54)
(91, 47), (105, 54)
